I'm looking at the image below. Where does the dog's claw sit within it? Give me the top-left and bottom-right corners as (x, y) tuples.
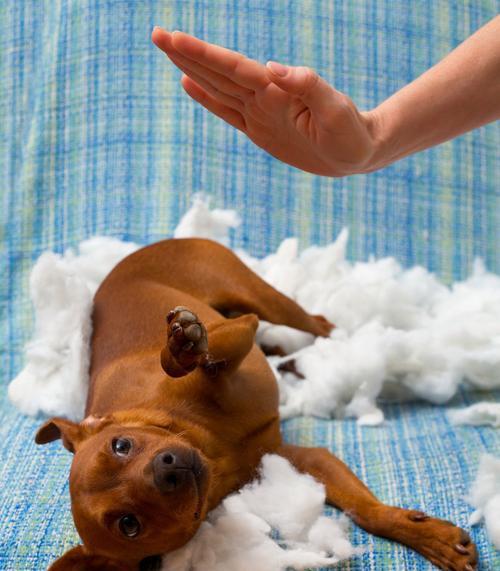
(408, 511), (430, 522)
(459, 530), (471, 545)
(403, 510), (478, 571)
(455, 544), (469, 555)
(203, 358), (227, 377)
(167, 306), (189, 323)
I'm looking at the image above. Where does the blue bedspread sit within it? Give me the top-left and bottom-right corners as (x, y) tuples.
(1, 1), (499, 569)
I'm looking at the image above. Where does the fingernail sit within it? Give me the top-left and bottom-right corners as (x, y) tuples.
(153, 26), (171, 39)
(266, 61), (288, 77)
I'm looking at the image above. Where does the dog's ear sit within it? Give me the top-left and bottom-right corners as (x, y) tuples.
(48, 545), (133, 570)
(35, 415), (110, 453)
(35, 417), (83, 453)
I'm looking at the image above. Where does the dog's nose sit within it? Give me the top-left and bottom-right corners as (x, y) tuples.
(152, 447), (197, 493)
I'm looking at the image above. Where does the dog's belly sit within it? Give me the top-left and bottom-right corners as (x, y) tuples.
(86, 278), (279, 431)
(87, 281), (219, 413)
(89, 279), (221, 378)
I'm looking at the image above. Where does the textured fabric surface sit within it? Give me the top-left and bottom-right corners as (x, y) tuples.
(1, 1), (499, 570)
(1, 385), (499, 570)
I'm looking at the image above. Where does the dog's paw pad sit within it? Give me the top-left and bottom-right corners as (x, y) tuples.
(165, 307), (208, 373)
(184, 323), (203, 342)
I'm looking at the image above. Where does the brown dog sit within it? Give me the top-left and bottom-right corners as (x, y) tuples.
(36, 238), (477, 571)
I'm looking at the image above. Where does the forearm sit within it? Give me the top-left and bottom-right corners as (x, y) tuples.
(363, 15), (500, 172)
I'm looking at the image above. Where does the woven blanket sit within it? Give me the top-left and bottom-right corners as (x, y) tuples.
(1, 0), (499, 569)
(7, 198), (500, 568)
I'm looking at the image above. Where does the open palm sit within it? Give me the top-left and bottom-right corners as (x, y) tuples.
(152, 28), (378, 177)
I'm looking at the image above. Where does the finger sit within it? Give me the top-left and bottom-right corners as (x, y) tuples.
(170, 30), (270, 90)
(181, 75), (247, 132)
(266, 62), (346, 115)
(153, 27), (253, 102)
(175, 58), (245, 113)
(151, 26), (169, 49)
(175, 62), (274, 125)
(169, 52), (253, 102)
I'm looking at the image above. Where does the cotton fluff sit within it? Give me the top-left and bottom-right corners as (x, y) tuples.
(9, 197), (500, 425)
(174, 194), (241, 245)
(162, 455), (359, 571)
(8, 237), (139, 420)
(468, 454), (500, 549)
(242, 236), (500, 424)
(449, 403), (500, 428)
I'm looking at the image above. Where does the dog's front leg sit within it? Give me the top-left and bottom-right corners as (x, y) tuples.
(160, 307), (209, 377)
(277, 444), (477, 571)
(161, 307), (257, 379)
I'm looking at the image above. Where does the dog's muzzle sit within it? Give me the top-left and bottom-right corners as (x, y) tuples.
(152, 446), (204, 494)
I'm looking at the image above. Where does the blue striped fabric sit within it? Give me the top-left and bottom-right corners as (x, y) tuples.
(1, 1), (499, 569)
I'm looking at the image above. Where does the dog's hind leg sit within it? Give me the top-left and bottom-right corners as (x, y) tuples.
(122, 239), (333, 338)
(277, 444), (477, 571)
(211, 280), (333, 339)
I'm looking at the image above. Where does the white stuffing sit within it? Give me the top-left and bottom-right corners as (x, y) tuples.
(8, 237), (139, 420)
(468, 454), (500, 549)
(449, 402), (500, 428)
(8, 196), (500, 562)
(242, 237), (500, 424)
(174, 194), (241, 245)
(162, 455), (360, 570)
(9, 196), (500, 424)
(7, 252), (93, 420)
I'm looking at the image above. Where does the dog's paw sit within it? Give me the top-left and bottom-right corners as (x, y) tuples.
(403, 511), (478, 571)
(167, 306), (209, 364)
(311, 314), (335, 337)
(162, 307), (208, 377)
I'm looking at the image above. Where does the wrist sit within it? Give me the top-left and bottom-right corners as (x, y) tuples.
(359, 107), (396, 173)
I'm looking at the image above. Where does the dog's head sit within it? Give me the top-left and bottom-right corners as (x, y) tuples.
(36, 411), (212, 570)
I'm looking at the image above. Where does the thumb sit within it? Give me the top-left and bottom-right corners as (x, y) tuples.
(266, 61), (342, 113)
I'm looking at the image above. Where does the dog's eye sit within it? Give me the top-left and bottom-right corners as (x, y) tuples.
(112, 438), (132, 456)
(119, 514), (141, 537)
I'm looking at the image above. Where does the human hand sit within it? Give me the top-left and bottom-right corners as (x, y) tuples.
(152, 28), (381, 177)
